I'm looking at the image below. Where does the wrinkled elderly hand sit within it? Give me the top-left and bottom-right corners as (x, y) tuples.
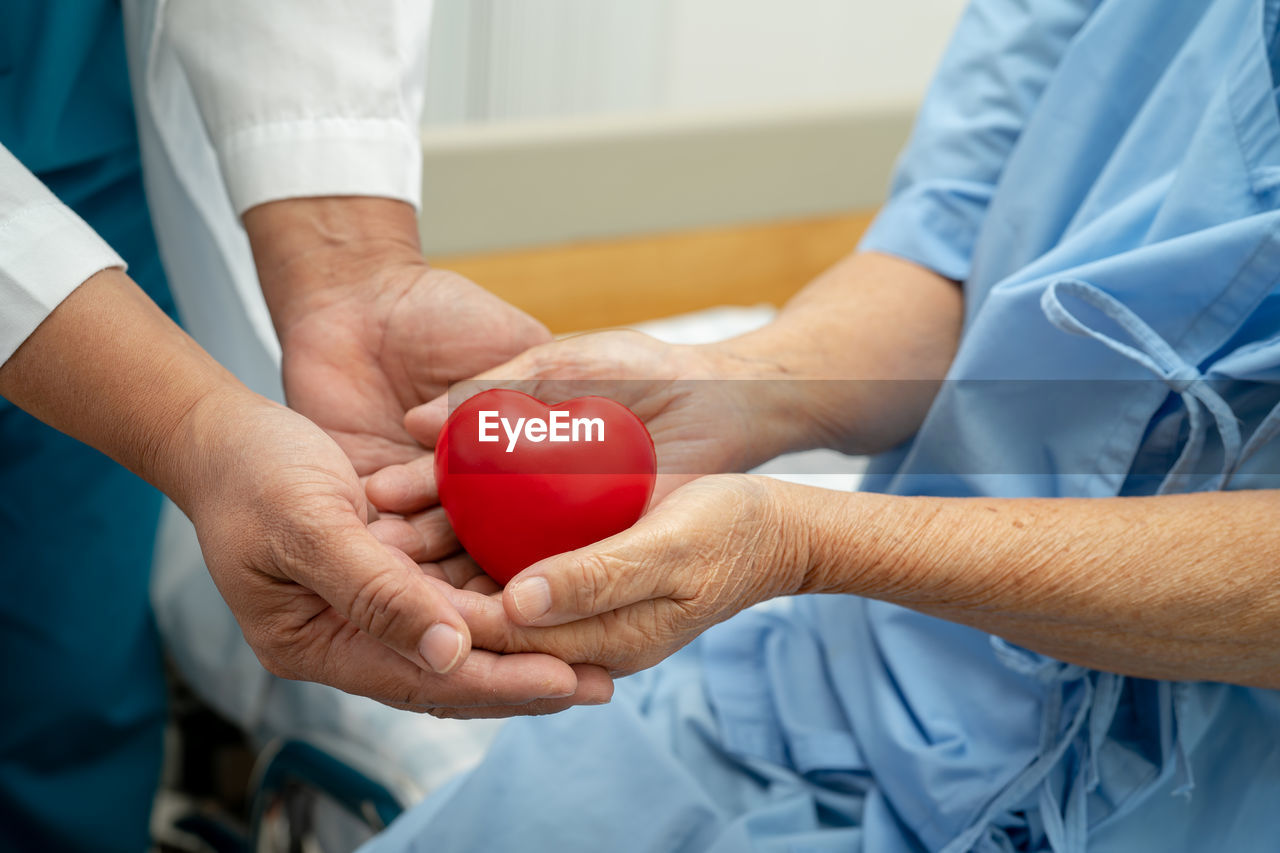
(365, 329), (796, 571)
(431, 475), (807, 682)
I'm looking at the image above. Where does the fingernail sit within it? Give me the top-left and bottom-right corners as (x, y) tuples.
(419, 623), (465, 674)
(509, 577), (552, 622)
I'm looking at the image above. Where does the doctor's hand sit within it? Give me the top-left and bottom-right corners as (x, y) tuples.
(431, 475), (807, 684)
(0, 268), (605, 715)
(243, 197), (550, 503)
(364, 329), (804, 566)
(179, 388), (611, 713)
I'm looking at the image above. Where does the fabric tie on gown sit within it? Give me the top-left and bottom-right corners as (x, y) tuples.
(940, 646), (1127, 853)
(1040, 279), (1242, 494)
(1041, 278), (1280, 494)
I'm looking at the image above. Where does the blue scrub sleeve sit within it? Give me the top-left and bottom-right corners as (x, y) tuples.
(860, 0), (1100, 281)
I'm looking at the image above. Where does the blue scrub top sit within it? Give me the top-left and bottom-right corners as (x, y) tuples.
(0, 2), (138, 172)
(368, 1), (1280, 852)
(0, 3), (172, 851)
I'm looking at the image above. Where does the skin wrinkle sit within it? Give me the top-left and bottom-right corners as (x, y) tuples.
(699, 480), (782, 608)
(346, 569), (412, 648)
(929, 504), (1074, 613)
(378, 277), (428, 411)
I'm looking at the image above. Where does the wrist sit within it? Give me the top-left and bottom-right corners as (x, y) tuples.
(0, 268), (261, 509)
(242, 196), (424, 337)
(757, 477), (824, 599)
(700, 252), (963, 458)
(694, 331), (838, 466)
(160, 385), (281, 517)
(796, 488), (951, 602)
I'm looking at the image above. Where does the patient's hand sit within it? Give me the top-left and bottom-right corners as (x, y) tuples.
(428, 475), (805, 687)
(364, 329), (790, 565)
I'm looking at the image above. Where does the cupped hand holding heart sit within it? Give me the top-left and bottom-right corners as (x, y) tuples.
(435, 389), (657, 585)
(365, 330), (764, 584)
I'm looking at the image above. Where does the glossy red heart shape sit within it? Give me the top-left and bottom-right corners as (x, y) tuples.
(435, 389), (657, 585)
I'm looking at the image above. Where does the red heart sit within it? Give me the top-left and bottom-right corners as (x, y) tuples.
(435, 389), (657, 585)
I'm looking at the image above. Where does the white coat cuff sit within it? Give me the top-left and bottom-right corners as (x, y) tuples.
(217, 119), (423, 216)
(0, 203), (126, 365)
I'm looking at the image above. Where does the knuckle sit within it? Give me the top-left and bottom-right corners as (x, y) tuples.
(570, 551), (614, 613)
(346, 571), (413, 641)
(580, 612), (645, 672)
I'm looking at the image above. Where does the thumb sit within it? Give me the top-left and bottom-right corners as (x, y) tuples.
(502, 525), (675, 627)
(404, 391), (451, 447)
(389, 373), (544, 512)
(404, 373), (543, 447)
(404, 342), (566, 446)
(377, 378), (521, 513)
(309, 523), (473, 674)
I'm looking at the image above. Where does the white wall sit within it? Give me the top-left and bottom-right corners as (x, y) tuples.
(665, 0), (967, 112)
(423, 0), (967, 126)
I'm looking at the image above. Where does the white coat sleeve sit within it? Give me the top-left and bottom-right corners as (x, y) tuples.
(157, 0), (433, 215)
(0, 144), (126, 365)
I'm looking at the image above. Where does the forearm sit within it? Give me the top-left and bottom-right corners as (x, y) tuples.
(710, 251), (963, 456)
(790, 482), (1280, 687)
(0, 268), (253, 511)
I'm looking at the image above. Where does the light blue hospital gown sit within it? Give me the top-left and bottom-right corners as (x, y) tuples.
(366, 1), (1280, 850)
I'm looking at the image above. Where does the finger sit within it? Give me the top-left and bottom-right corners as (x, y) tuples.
(435, 583), (516, 649)
(440, 584), (606, 663)
(502, 531), (675, 627)
(446, 583), (658, 675)
(404, 393), (451, 447)
(441, 585), (564, 657)
(356, 474), (382, 522)
(569, 662), (614, 704)
(418, 561), (450, 584)
(402, 504), (460, 562)
(388, 550), (496, 594)
(299, 522), (473, 675)
(366, 455), (438, 514)
(368, 517), (423, 555)
(427, 665), (613, 719)
(404, 381), (509, 448)
(437, 553), (501, 594)
(381, 546), (456, 590)
(274, 604), (582, 708)
(405, 368), (549, 447)
(368, 507), (458, 563)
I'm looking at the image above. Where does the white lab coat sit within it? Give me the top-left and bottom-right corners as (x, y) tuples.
(0, 0), (431, 375)
(124, 0), (433, 399)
